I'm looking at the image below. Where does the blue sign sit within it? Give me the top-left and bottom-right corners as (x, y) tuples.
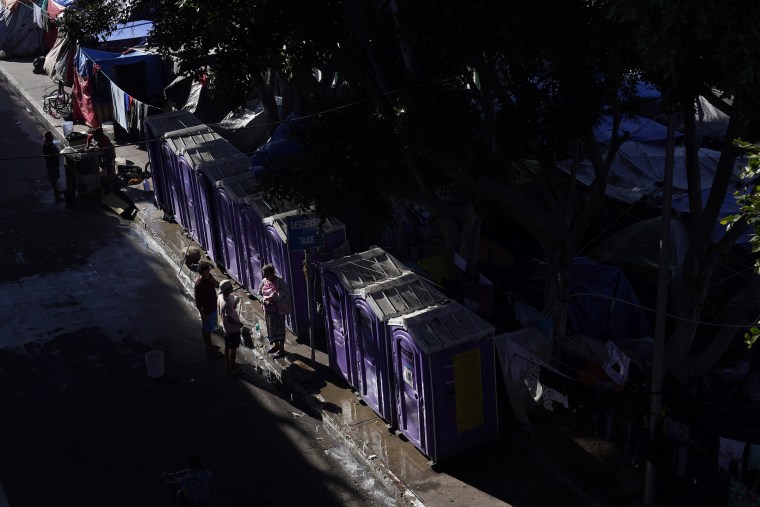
(286, 214), (324, 251)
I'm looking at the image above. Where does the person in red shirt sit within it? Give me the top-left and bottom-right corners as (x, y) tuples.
(194, 263), (221, 357)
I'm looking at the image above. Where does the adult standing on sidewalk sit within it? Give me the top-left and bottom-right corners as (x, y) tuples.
(86, 126), (116, 186)
(42, 131), (63, 202)
(217, 279), (244, 375)
(194, 262), (221, 357)
(257, 263), (291, 359)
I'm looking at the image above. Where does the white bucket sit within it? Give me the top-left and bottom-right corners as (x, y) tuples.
(145, 350), (165, 378)
(62, 121), (73, 136)
(102, 121), (114, 139)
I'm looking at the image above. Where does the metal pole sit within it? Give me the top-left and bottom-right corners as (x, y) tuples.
(304, 249), (316, 363)
(645, 112), (676, 506)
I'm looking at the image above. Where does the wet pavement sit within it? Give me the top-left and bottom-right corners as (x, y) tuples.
(0, 55), (637, 506)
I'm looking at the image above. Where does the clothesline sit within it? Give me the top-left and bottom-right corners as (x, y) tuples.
(76, 47), (162, 135)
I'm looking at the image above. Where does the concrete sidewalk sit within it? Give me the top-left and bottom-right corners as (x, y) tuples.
(0, 55), (633, 507)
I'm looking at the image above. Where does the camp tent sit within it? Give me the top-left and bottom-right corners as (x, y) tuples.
(0, 0), (46, 57)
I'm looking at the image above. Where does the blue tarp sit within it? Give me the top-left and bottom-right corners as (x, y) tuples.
(76, 46), (164, 98)
(568, 257), (652, 342)
(250, 113), (305, 172)
(594, 115), (682, 145)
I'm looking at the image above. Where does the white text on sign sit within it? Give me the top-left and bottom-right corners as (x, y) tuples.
(289, 217), (321, 230)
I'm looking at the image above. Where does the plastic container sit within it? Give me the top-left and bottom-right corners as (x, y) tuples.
(254, 320), (261, 339)
(145, 350), (165, 378)
(62, 121), (73, 136)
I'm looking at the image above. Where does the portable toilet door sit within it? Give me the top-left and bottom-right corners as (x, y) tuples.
(264, 213), (304, 336)
(321, 271), (355, 386)
(240, 193), (293, 300)
(182, 140), (246, 249)
(161, 126), (220, 232)
(265, 211), (349, 341)
(176, 138), (239, 246)
(194, 154), (250, 261)
(239, 195), (267, 293)
(144, 111), (203, 214)
(351, 273), (448, 425)
(319, 248), (410, 388)
(388, 301), (497, 463)
(214, 172), (259, 285)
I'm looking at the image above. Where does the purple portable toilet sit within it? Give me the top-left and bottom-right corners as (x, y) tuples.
(260, 210), (347, 340)
(180, 139), (245, 252)
(144, 111), (203, 214)
(193, 154), (251, 266)
(214, 172), (260, 286)
(161, 126), (220, 232)
(319, 248), (409, 388)
(388, 301), (497, 463)
(351, 273), (448, 425)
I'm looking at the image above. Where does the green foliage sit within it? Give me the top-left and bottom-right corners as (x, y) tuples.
(745, 326), (760, 349)
(58, 0), (123, 45)
(724, 140), (760, 269)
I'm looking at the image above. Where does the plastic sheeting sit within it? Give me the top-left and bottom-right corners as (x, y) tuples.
(594, 115), (682, 145)
(250, 113), (304, 170)
(214, 96), (282, 154)
(43, 30), (73, 85)
(559, 141), (745, 206)
(0, 0), (45, 57)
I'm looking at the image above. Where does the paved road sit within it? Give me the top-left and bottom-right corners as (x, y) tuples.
(0, 76), (392, 506)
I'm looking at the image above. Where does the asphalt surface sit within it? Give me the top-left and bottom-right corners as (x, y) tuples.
(0, 76), (393, 507)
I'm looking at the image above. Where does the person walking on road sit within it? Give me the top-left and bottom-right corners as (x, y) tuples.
(217, 279), (244, 375)
(42, 131), (63, 202)
(161, 455), (212, 507)
(257, 263), (291, 359)
(194, 263), (221, 357)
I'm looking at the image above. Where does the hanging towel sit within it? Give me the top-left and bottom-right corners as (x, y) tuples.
(32, 3), (44, 28)
(719, 437), (746, 472)
(110, 81), (128, 131)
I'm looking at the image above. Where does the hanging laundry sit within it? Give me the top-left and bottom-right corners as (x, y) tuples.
(719, 437), (746, 473)
(32, 3), (44, 28)
(110, 81), (128, 132)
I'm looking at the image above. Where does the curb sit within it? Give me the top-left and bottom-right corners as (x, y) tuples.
(132, 192), (423, 505)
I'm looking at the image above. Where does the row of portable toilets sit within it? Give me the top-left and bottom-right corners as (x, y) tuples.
(145, 111), (498, 463)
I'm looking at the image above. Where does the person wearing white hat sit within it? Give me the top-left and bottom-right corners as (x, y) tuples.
(218, 279), (243, 375)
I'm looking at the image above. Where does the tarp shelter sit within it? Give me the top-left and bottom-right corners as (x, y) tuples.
(76, 47), (163, 99)
(73, 46), (164, 127)
(594, 114), (682, 146)
(0, 0), (46, 57)
(567, 257), (652, 342)
(560, 141), (745, 206)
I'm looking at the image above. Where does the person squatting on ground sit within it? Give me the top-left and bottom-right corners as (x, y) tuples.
(85, 126), (116, 186)
(42, 131), (63, 202)
(217, 279), (244, 375)
(257, 263), (291, 359)
(161, 455), (212, 507)
(194, 263), (222, 357)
